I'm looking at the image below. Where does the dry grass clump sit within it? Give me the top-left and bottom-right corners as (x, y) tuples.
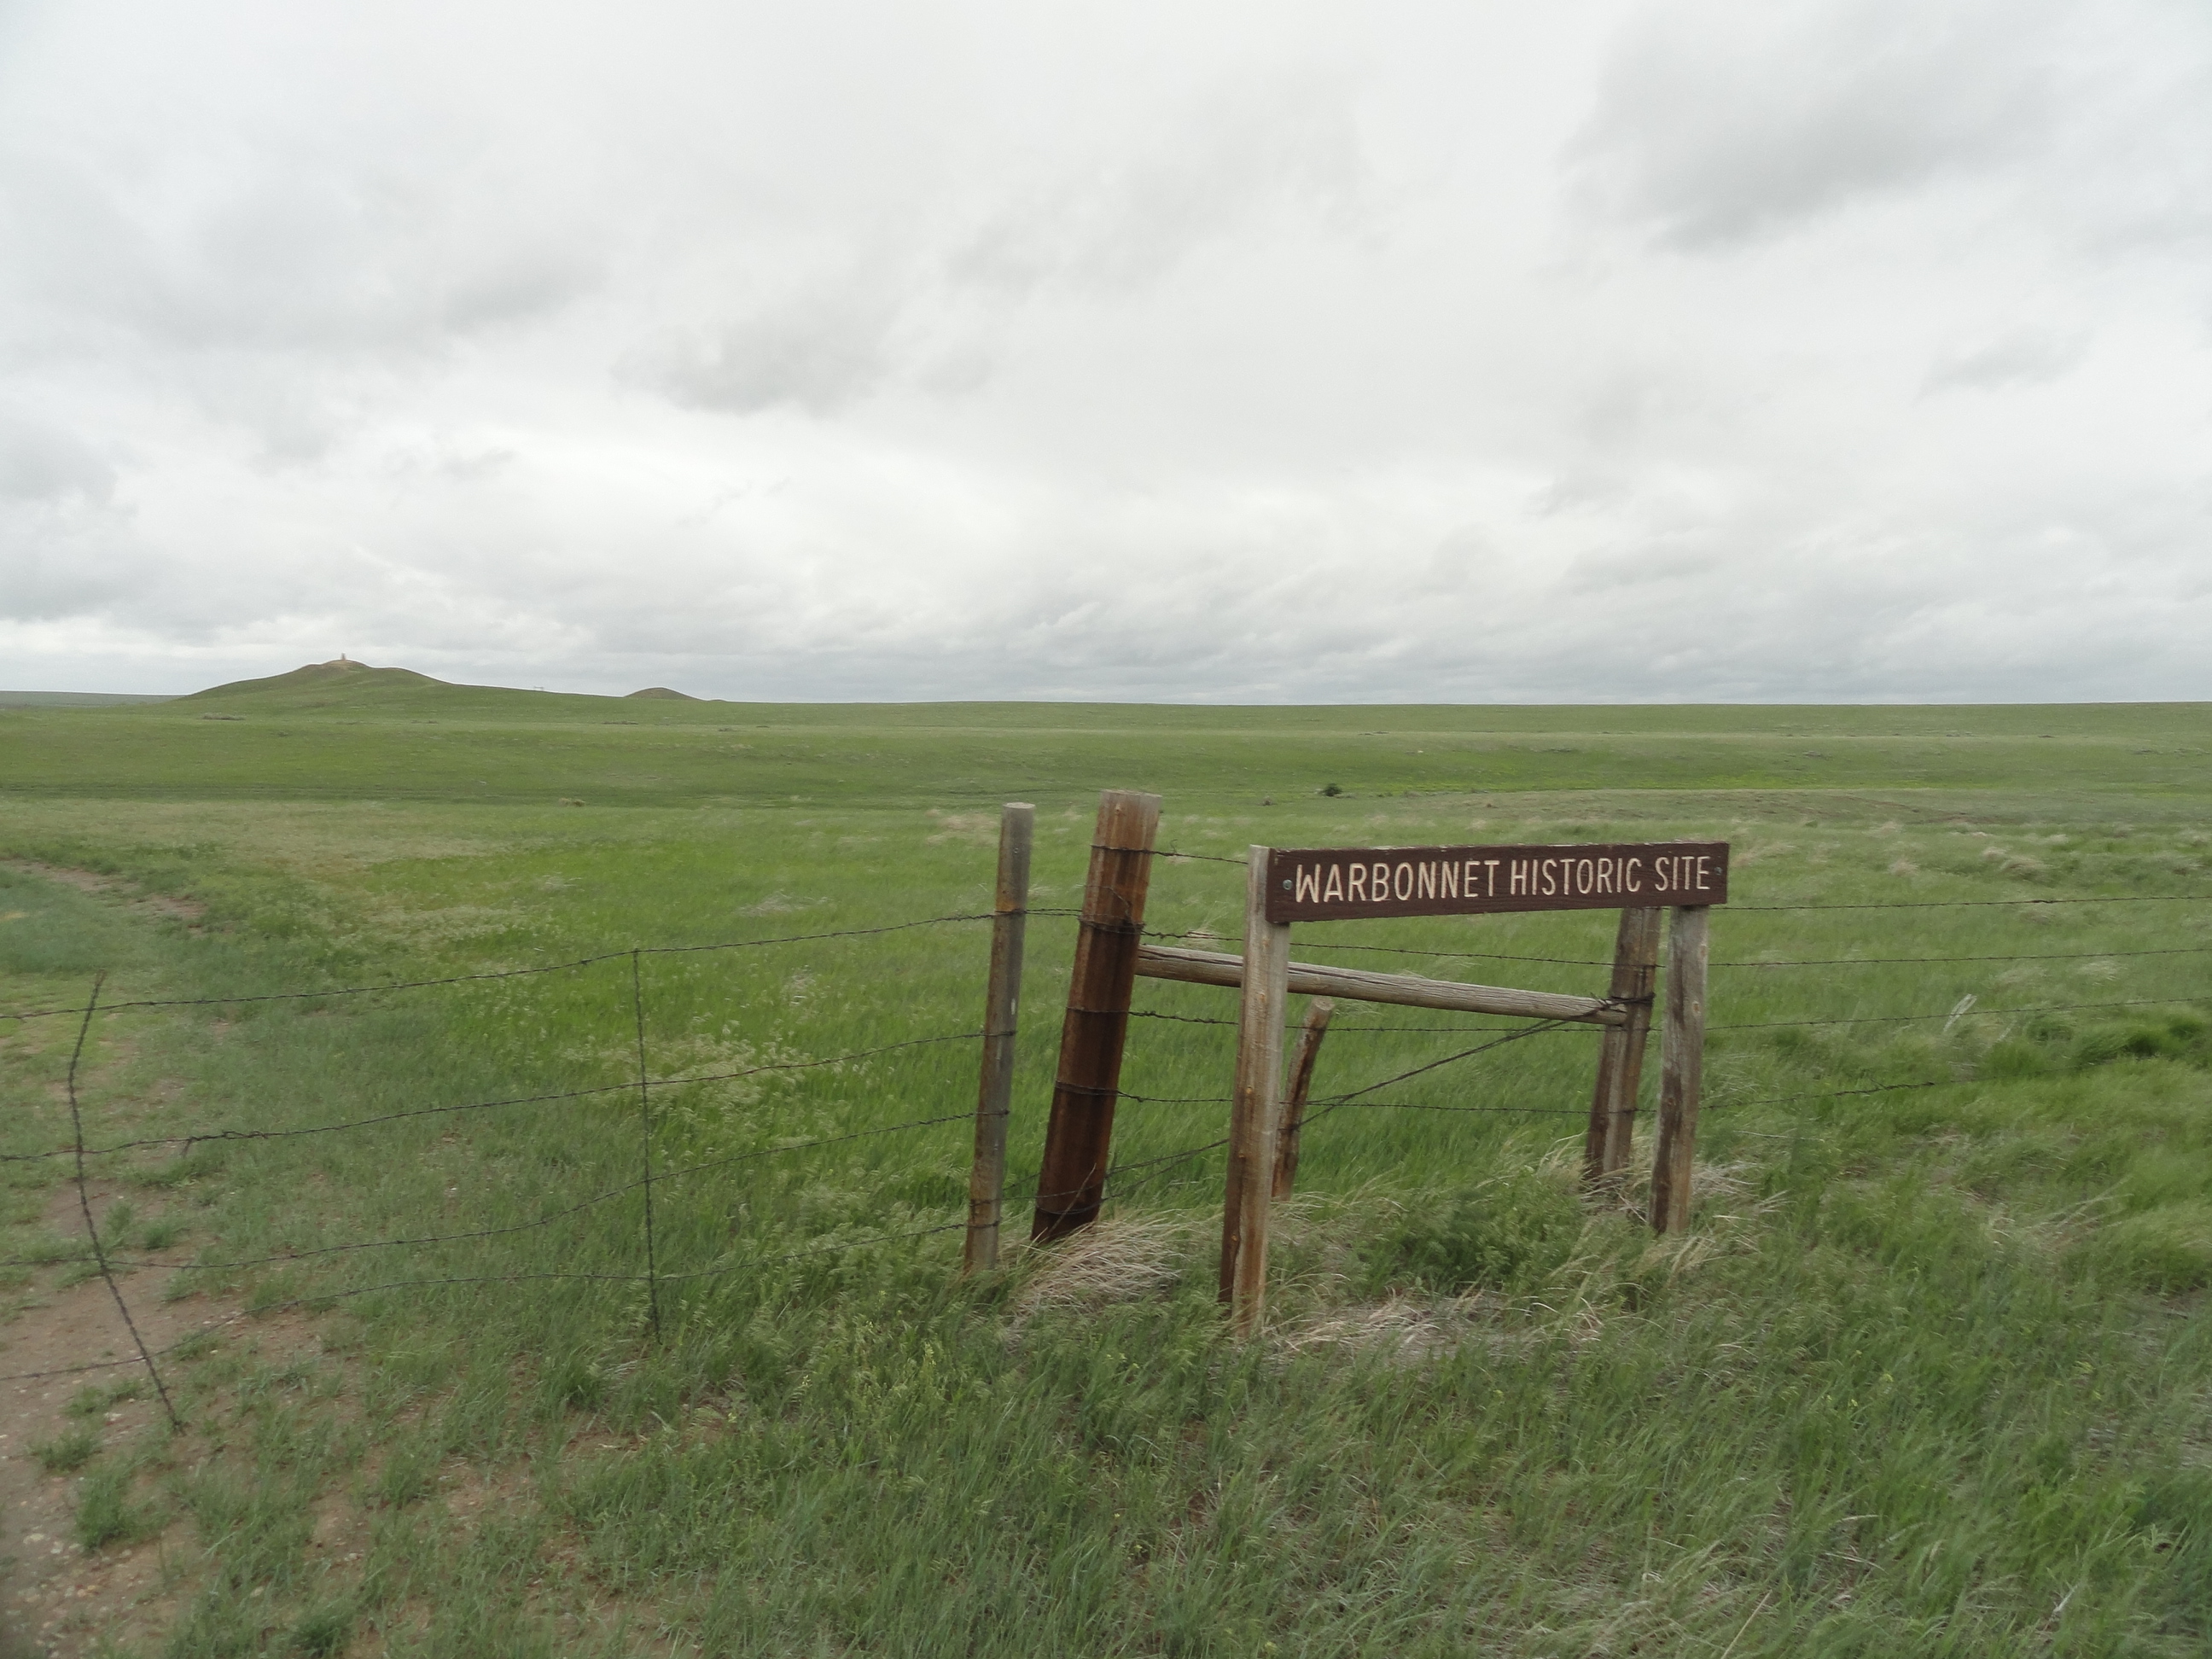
(1278, 1296), (1466, 1359)
(1007, 1217), (1188, 1324)
(1277, 1155), (1787, 1359)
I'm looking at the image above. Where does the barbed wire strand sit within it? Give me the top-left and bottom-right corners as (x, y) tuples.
(1713, 1079), (1955, 1112)
(1713, 994), (2211, 1033)
(1738, 894), (2212, 911)
(1716, 946), (2212, 969)
(1128, 1006), (1595, 1036)
(7, 1110), (980, 1275)
(0, 911), (1006, 1024)
(0, 1028), (985, 1166)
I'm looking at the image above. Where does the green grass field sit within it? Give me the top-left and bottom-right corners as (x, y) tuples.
(3, 667), (2209, 1656)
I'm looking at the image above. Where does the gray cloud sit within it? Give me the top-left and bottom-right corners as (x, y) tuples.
(1569, 0), (2059, 247)
(643, 282), (905, 416)
(0, 415), (113, 503)
(949, 74), (1372, 298)
(1924, 325), (2091, 392)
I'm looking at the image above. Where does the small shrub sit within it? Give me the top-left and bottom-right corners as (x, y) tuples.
(2074, 1207), (2212, 1294)
(1364, 1170), (1582, 1295)
(33, 1427), (101, 1474)
(66, 1385), (108, 1418)
(74, 1466), (160, 1551)
(140, 1219), (185, 1250)
(16, 1234), (85, 1266)
(1982, 1039), (2054, 1080)
(288, 1603), (353, 1656)
(2070, 1014), (2209, 1071)
(544, 1352), (608, 1412)
(1320, 783), (1342, 797)
(373, 1444), (435, 1508)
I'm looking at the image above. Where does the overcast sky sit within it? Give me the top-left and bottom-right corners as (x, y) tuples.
(3, 0), (2208, 701)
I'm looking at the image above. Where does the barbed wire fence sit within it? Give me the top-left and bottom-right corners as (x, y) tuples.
(4, 870), (2209, 1410)
(0, 911), (1096, 1412)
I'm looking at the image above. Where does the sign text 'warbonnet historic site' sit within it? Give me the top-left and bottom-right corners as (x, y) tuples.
(1263, 841), (1730, 923)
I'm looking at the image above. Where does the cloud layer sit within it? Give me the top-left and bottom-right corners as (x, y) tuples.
(3, 0), (2208, 701)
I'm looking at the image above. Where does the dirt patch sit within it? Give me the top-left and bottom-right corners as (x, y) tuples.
(1, 863), (205, 929)
(0, 1183), (310, 1659)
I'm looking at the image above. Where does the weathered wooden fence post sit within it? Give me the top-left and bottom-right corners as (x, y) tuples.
(1031, 790), (1161, 1243)
(963, 802), (1034, 1275)
(1272, 998), (1333, 1201)
(1221, 847), (1291, 1336)
(1650, 904), (1711, 1233)
(1584, 905), (1662, 1186)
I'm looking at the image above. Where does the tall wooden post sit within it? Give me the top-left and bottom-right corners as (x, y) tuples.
(1650, 905), (1710, 1234)
(1584, 905), (1663, 1186)
(1221, 848), (1291, 1336)
(1272, 998), (1334, 1201)
(1031, 790), (1161, 1243)
(964, 803), (1034, 1275)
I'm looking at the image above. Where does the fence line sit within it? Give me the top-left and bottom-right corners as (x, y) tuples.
(1738, 894), (2212, 911)
(1714, 946), (2212, 968)
(1, 1029), (987, 1167)
(62, 974), (180, 1425)
(6, 874), (2207, 1404)
(9, 1017), (1577, 1386)
(1169, 933), (2212, 972)
(0, 910), (1041, 1025)
(1713, 996), (2209, 1032)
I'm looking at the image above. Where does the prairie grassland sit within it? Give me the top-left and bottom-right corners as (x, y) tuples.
(1, 686), (2209, 1656)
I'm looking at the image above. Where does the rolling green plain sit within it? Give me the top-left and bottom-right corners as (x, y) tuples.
(3, 663), (2210, 1656)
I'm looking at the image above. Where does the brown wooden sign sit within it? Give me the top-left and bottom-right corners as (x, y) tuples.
(1263, 841), (1728, 923)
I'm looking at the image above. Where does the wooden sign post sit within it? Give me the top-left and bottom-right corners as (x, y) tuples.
(1015, 808), (1726, 1336)
(1650, 904), (1711, 1234)
(1196, 839), (1729, 1333)
(1221, 851), (1290, 1336)
(1031, 790), (1161, 1243)
(963, 802), (1034, 1275)
(1586, 905), (1663, 1186)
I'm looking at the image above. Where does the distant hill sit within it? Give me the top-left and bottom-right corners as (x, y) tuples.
(172, 659), (727, 719)
(183, 659), (450, 701)
(0, 690), (178, 707)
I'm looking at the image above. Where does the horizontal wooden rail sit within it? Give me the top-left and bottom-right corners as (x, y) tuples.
(1136, 944), (1625, 1026)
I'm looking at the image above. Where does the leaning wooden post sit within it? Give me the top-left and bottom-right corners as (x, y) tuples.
(1649, 905), (1710, 1234)
(964, 802), (1034, 1275)
(1272, 998), (1334, 1201)
(1222, 847), (1292, 1336)
(1584, 905), (1663, 1187)
(1031, 790), (1161, 1243)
